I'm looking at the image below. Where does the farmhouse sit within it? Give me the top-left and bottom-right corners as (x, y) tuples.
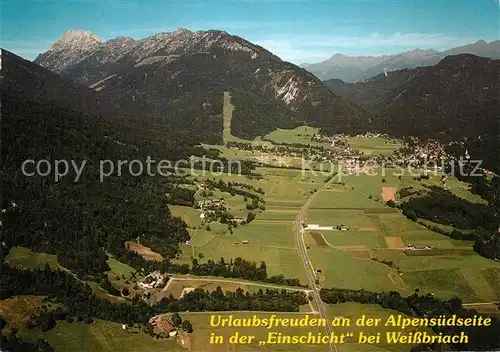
(138, 270), (163, 289)
(304, 224), (334, 231)
(407, 244), (433, 250)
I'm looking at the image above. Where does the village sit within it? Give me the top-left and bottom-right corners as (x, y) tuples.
(224, 131), (460, 179)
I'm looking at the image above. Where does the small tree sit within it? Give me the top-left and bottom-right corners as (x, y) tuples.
(386, 199), (396, 208)
(181, 320), (194, 333)
(405, 209), (418, 222)
(246, 212), (256, 223)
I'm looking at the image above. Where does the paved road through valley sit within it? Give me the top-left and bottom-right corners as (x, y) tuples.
(296, 184), (338, 352)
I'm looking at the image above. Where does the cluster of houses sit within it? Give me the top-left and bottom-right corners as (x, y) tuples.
(198, 198), (226, 220)
(392, 139), (449, 170)
(197, 194), (247, 226)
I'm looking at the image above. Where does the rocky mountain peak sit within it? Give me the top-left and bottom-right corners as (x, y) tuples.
(52, 29), (101, 48)
(35, 29), (102, 72)
(172, 28), (192, 35)
(32, 27), (364, 139)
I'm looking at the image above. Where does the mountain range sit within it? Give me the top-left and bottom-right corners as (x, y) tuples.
(6, 28), (500, 173)
(302, 40), (500, 81)
(34, 29), (364, 140)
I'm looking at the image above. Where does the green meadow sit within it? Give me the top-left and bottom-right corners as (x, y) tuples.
(347, 136), (403, 156)
(5, 247), (64, 271)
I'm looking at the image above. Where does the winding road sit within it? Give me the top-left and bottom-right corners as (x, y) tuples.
(296, 184), (338, 352)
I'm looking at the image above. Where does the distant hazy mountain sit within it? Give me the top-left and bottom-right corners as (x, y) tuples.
(34, 29), (364, 139)
(303, 40), (500, 81)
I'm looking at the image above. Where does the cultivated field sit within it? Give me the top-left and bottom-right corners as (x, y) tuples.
(169, 205), (202, 228)
(347, 136), (403, 156)
(168, 312), (326, 352)
(20, 319), (179, 352)
(0, 295), (46, 329)
(324, 303), (430, 352)
(172, 143), (500, 306)
(263, 126), (330, 148)
(302, 175), (500, 302)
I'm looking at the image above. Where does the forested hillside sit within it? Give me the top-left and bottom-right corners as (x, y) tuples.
(0, 50), (210, 278)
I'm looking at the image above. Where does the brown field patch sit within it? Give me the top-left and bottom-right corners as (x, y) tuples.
(124, 241), (163, 261)
(0, 296), (45, 328)
(358, 226), (378, 232)
(381, 187), (397, 202)
(384, 236), (405, 249)
(310, 232), (327, 246)
(335, 245), (368, 250)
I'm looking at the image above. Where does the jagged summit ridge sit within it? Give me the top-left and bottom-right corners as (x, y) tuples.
(57, 29), (100, 43)
(35, 28), (265, 75)
(33, 27), (364, 139)
(51, 29), (101, 52)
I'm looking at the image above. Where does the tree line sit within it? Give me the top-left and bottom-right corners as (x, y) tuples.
(162, 256), (306, 288)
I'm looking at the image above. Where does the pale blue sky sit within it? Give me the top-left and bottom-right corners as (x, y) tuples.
(1, 0), (499, 63)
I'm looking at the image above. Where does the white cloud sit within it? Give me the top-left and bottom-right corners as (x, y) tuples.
(253, 32), (479, 63)
(253, 39), (333, 63)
